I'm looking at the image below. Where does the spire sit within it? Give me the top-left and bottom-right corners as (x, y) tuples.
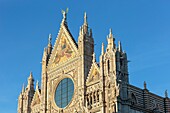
(47, 34), (52, 55)
(109, 28), (113, 38)
(101, 43), (104, 55)
(92, 52), (96, 63)
(118, 41), (122, 52)
(27, 72), (34, 90)
(28, 72), (33, 80)
(165, 90), (168, 98)
(83, 12), (88, 34)
(22, 84), (25, 94)
(84, 12), (88, 26)
(42, 47), (47, 62)
(48, 34), (52, 46)
(144, 81), (147, 89)
(36, 80), (39, 91)
(107, 28), (115, 51)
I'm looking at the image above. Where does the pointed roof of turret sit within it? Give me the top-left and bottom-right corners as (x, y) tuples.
(28, 72), (34, 81)
(48, 34), (52, 46)
(22, 84), (25, 94)
(101, 43), (104, 55)
(82, 12), (88, 34)
(144, 81), (147, 89)
(42, 47), (48, 63)
(26, 72), (34, 91)
(118, 41), (122, 52)
(107, 28), (115, 51)
(46, 34), (53, 56)
(109, 29), (113, 38)
(36, 80), (39, 91)
(92, 52), (96, 63)
(84, 12), (88, 26)
(165, 90), (168, 98)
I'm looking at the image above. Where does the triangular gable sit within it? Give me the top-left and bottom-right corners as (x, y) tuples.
(86, 62), (100, 85)
(48, 23), (78, 67)
(31, 90), (41, 107)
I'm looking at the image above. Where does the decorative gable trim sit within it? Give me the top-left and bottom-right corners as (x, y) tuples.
(31, 89), (41, 107)
(86, 62), (100, 85)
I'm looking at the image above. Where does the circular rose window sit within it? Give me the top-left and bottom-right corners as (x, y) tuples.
(54, 78), (74, 108)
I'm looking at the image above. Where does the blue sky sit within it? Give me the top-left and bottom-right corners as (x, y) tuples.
(0, 0), (170, 113)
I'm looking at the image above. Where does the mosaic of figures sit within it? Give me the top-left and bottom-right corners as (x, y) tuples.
(54, 36), (75, 64)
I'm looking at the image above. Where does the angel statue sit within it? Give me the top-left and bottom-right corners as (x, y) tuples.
(61, 8), (69, 21)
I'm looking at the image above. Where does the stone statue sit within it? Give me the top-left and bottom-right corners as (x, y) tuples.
(61, 8), (69, 21)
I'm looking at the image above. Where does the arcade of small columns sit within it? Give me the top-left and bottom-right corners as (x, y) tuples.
(85, 84), (103, 109)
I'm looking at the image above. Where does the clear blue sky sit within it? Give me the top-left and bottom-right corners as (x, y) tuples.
(0, 0), (170, 113)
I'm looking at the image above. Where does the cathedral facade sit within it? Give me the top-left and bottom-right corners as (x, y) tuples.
(18, 11), (170, 113)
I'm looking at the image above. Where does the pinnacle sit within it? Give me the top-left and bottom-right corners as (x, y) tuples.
(101, 43), (104, 55)
(48, 34), (52, 45)
(28, 72), (34, 81)
(92, 52), (96, 63)
(109, 28), (112, 35)
(118, 41), (122, 52)
(22, 84), (25, 93)
(144, 81), (147, 89)
(165, 90), (168, 98)
(36, 80), (39, 90)
(109, 28), (114, 39)
(84, 12), (88, 25)
(29, 72), (33, 78)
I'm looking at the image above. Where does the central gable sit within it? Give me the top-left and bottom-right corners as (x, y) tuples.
(48, 24), (78, 67)
(53, 33), (75, 64)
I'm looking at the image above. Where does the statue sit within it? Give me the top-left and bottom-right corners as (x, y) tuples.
(61, 8), (69, 21)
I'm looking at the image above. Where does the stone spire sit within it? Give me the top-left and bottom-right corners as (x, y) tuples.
(22, 84), (25, 94)
(36, 80), (39, 91)
(27, 72), (34, 90)
(47, 34), (52, 55)
(92, 52), (96, 63)
(118, 41), (122, 52)
(28, 72), (33, 81)
(107, 28), (115, 51)
(84, 12), (88, 26)
(165, 90), (168, 98)
(144, 81), (147, 89)
(48, 34), (52, 46)
(101, 43), (104, 55)
(109, 28), (113, 38)
(83, 12), (88, 34)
